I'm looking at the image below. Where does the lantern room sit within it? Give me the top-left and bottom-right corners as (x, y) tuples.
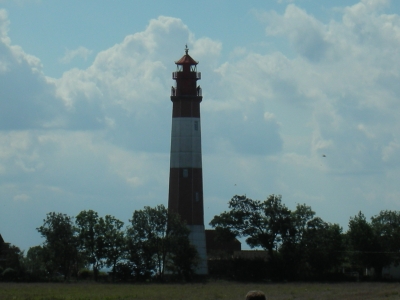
(171, 45), (202, 97)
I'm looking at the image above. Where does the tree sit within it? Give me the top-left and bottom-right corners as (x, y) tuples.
(302, 218), (345, 277)
(25, 246), (47, 280)
(210, 195), (292, 259)
(37, 212), (80, 280)
(347, 211), (390, 278)
(164, 212), (199, 280)
(280, 203), (316, 279)
(290, 204), (316, 245)
(0, 244), (25, 281)
(126, 205), (164, 279)
(75, 210), (104, 280)
(371, 210), (400, 274)
(126, 205), (198, 280)
(97, 215), (125, 281)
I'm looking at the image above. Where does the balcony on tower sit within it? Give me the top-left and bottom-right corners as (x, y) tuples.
(171, 85), (202, 97)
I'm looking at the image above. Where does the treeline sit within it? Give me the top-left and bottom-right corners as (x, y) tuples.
(0, 205), (198, 282)
(210, 195), (400, 281)
(1, 195), (400, 282)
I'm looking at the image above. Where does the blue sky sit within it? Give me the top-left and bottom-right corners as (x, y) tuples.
(1, 0), (400, 251)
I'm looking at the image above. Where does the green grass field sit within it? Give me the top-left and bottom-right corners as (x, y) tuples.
(0, 281), (399, 300)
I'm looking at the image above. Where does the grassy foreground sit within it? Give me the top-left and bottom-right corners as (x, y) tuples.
(0, 281), (399, 300)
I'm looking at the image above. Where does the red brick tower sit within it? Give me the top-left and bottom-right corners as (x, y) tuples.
(168, 45), (208, 274)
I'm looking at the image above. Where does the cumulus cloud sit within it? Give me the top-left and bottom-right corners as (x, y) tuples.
(2, 2), (400, 250)
(265, 5), (331, 62)
(54, 16), (263, 156)
(242, 1), (400, 176)
(0, 9), (64, 130)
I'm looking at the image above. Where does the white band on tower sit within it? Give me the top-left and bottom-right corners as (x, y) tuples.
(170, 117), (202, 168)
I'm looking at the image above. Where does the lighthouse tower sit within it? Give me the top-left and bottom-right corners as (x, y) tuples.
(168, 46), (208, 274)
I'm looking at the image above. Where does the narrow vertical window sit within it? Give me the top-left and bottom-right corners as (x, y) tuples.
(194, 121), (199, 131)
(195, 192), (199, 202)
(183, 169), (188, 178)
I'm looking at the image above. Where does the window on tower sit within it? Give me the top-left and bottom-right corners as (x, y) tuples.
(194, 121), (199, 131)
(183, 169), (188, 178)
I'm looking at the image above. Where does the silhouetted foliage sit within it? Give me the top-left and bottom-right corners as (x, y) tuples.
(113, 262), (134, 282)
(126, 205), (198, 281)
(302, 218), (345, 277)
(37, 212), (80, 280)
(211, 195), (346, 281)
(98, 215), (125, 281)
(24, 245), (48, 281)
(210, 195), (291, 260)
(347, 210), (400, 279)
(2, 267), (17, 281)
(279, 203), (316, 280)
(1, 196), (398, 282)
(371, 210), (400, 266)
(76, 210), (104, 281)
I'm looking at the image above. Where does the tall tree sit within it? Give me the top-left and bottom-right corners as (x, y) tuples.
(126, 205), (197, 280)
(37, 212), (79, 280)
(347, 211), (390, 278)
(126, 205), (164, 279)
(210, 195), (292, 259)
(280, 203), (316, 279)
(75, 210), (104, 280)
(302, 218), (345, 277)
(97, 215), (125, 281)
(0, 243), (25, 280)
(371, 210), (400, 271)
(164, 212), (199, 280)
(25, 245), (47, 279)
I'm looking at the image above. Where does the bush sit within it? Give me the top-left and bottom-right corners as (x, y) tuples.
(23, 270), (49, 282)
(2, 268), (17, 281)
(114, 262), (134, 282)
(78, 268), (92, 280)
(98, 271), (109, 282)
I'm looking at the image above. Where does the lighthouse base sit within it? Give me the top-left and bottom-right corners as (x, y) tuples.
(188, 224), (208, 275)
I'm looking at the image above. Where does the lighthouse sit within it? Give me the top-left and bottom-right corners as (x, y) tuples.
(168, 45), (208, 274)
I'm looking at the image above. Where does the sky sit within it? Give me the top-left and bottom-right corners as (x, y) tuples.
(1, 0), (400, 251)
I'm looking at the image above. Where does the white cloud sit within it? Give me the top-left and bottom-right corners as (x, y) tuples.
(60, 46), (92, 64)
(13, 193), (30, 202)
(0, 10), (64, 130)
(2, 2), (400, 251)
(263, 112), (275, 121)
(244, 1), (400, 177)
(265, 5), (331, 62)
